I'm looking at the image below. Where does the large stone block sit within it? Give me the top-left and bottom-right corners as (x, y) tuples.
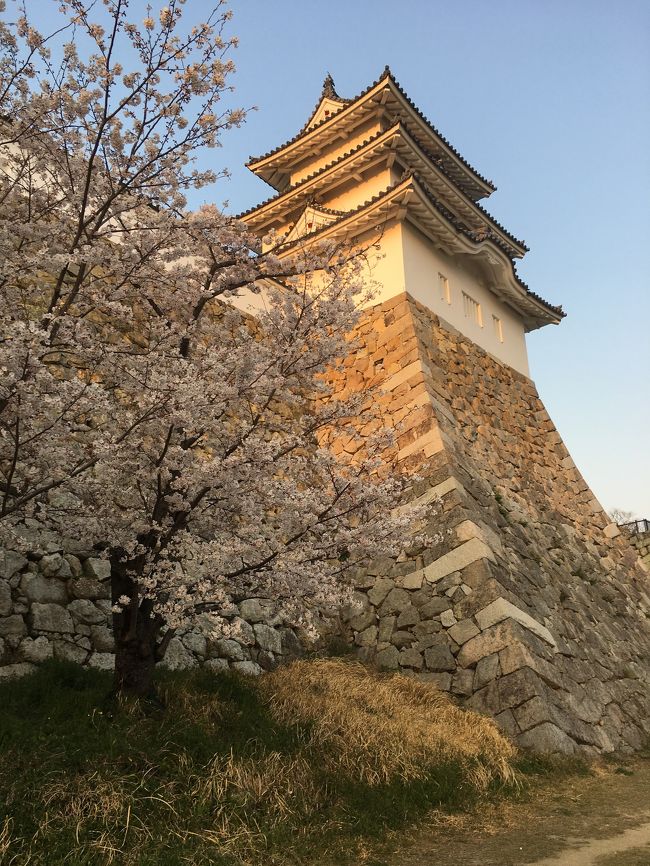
(30, 604), (73, 633)
(40, 553), (72, 578)
(238, 598), (273, 623)
(379, 587), (411, 615)
(232, 660), (262, 676)
(69, 576), (110, 600)
(21, 573), (68, 604)
(397, 569), (424, 590)
(280, 628), (302, 657)
(377, 615), (396, 642)
(396, 605), (420, 628)
(253, 623), (282, 654)
(494, 709), (519, 738)
(451, 668), (474, 697)
(160, 637), (197, 670)
(1, 550), (27, 580)
(475, 598), (557, 647)
(67, 599), (106, 625)
(498, 667), (546, 711)
(0, 662), (36, 680)
(474, 652), (500, 690)
(456, 620), (518, 668)
(83, 558), (111, 581)
(204, 658), (229, 673)
(0, 614), (27, 638)
(517, 722), (576, 755)
(90, 625), (115, 653)
(399, 648), (424, 670)
(367, 578), (394, 607)
(419, 597), (451, 618)
(19, 636), (53, 663)
(448, 618), (480, 646)
(390, 630), (414, 648)
(53, 639), (88, 664)
(376, 645), (400, 670)
(355, 625), (378, 647)
(466, 681), (501, 716)
(182, 632), (207, 658)
(424, 645), (456, 672)
(88, 653), (115, 671)
(424, 538), (495, 584)
(212, 638), (245, 661)
(499, 643), (564, 690)
(349, 606), (376, 632)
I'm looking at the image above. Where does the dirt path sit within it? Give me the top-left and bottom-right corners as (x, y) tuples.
(381, 757), (650, 866)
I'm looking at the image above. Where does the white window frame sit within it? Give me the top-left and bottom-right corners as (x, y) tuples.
(462, 291), (483, 327)
(493, 314), (504, 343)
(438, 272), (451, 304)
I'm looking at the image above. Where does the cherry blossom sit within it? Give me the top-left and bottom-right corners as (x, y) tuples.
(0, 0), (435, 695)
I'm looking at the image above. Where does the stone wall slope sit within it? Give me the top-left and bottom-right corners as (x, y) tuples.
(338, 293), (650, 754)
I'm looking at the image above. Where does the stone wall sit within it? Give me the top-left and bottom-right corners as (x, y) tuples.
(627, 529), (650, 569)
(1, 291), (649, 757)
(0, 535), (304, 681)
(335, 293), (650, 755)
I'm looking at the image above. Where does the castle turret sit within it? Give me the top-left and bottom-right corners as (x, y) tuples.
(240, 68), (564, 377)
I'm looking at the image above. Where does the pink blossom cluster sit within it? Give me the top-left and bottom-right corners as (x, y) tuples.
(0, 0), (435, 654)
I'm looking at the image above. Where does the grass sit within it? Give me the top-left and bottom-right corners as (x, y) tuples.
(0, 658), (552, 865)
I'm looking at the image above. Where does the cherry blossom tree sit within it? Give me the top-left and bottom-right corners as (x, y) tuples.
(0, 0), (430, 696)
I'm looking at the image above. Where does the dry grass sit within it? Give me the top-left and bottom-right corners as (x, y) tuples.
(0, 658), (526, 866)
(261, 658), (519, 789)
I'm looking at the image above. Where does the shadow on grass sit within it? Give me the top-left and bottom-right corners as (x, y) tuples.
(0, 661), (559, 866)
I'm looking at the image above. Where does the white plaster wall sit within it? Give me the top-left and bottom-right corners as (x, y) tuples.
(240, 221), (530, 377)
(359, 223), (406, 302)
(369, 222), (530, 376)
(400, 223), (530, 375)
(321, 168), (391, 213)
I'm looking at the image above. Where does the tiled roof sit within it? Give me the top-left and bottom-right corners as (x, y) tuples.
(239, 127), (388, 219)
(307, 201), (347, 217)
(240, 123), (527, 255)
(247, 67), (495, 197)
(382, 67), (495, 193)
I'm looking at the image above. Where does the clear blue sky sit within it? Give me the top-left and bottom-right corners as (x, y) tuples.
(25, 0), (650, 516)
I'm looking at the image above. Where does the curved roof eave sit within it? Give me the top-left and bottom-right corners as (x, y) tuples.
(267, 177), (563, 326)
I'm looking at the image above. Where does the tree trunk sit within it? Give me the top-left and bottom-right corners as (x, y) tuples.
(110, 549), (172, 699)
(113, 631), (158, 698)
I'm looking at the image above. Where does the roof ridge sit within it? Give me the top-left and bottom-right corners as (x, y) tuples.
(321, 72), (344, 101)
(294, 73), (352, 141)
(306, 200), (347, 217)
(247, 70), (384, 167)
(380, 68), (495, 193)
